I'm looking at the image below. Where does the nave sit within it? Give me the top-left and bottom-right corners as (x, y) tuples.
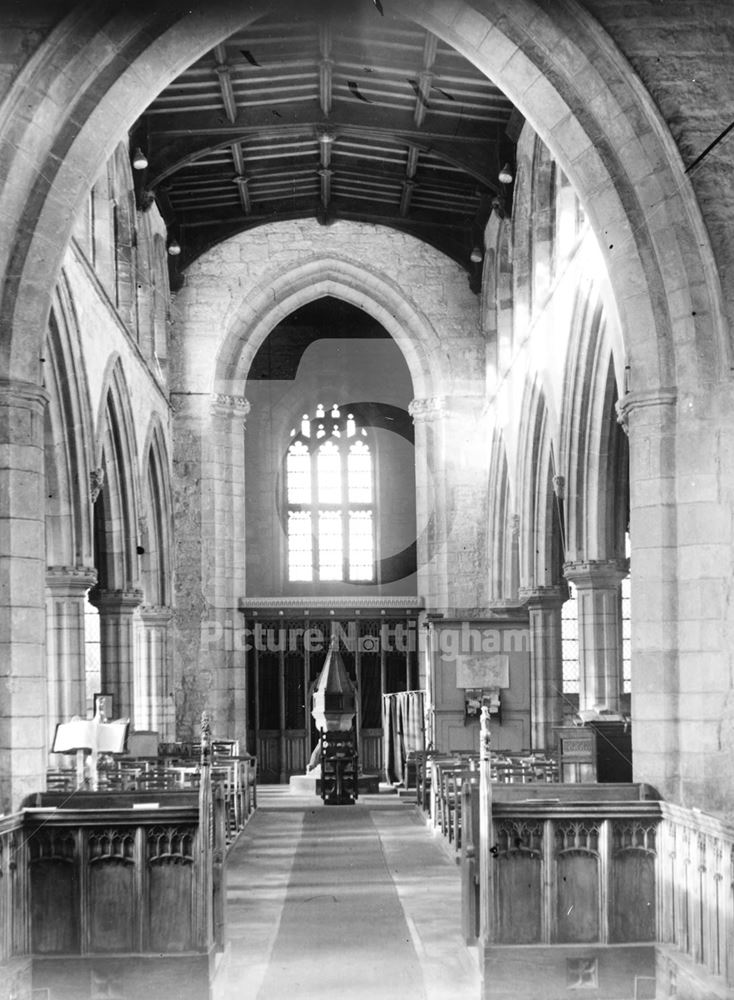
(213, 788), (480, 1000)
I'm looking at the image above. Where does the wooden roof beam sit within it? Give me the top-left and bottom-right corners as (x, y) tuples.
(214, 44), (238, 125)
(319, 168), (332, 208)
(319, 22), (333, 116)
(399, 179), (414, 217)
(230, 142), (251, 215)
(413, 33), (438, 128)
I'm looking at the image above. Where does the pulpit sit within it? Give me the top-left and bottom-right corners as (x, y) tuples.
(311, 639), (359, 804)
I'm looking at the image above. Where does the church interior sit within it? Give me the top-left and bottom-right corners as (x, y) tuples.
(0, 2), (733, 998)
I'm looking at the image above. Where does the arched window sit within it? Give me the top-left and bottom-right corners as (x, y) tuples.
(286, 404), (375, 583)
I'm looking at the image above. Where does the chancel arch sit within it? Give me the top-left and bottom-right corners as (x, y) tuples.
(233, 291), (421, 780)
(0, 0), (725, 390)
(0, 0), (730, 819)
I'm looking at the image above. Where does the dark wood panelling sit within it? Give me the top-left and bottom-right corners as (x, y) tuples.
(555, 851), (599, 943)
(496, 852), (542, 944)
(148, 864), (194, 952)
(89, 863), (136, 952)
(611, 849), (655, 942)
(29, 830), (79, 955)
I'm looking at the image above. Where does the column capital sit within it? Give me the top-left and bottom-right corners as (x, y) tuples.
(88, 588), (144, 613)
(409, 395), (447, 422)
(46, 565), (97, 594)
(211, 393), (250, 421)
(138, 604), (174, 625)
(563, 559), (628, 588)
(519, 585), (566, 610)
(616, 387), (677, 434)
(0, 377), (49, 411)
(409, 394), (483, 423)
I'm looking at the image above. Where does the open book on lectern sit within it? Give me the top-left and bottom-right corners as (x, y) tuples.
(52, 717), (129, 754)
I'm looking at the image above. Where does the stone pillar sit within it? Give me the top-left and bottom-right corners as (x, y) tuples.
(45, 565), (97, 746)
(409, 397), (450, 609)
(520, 586), (564, 751)
(91, 589), (143, 723)
(0, 380), (49, 811)
(171, 391), (209, 738)
(135, 605), (174, 738)
(409, 395), (488, 613)
(617, 388), (679, 797)
(208, 393), (249, 744)
(564, 560), (628, 714)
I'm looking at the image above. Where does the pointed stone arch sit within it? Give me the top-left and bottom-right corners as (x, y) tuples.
(93, 357), (141, 594)
(516, 379), (563, 591)
(139, 414), (173, 608)
(561, 282), (629, 565)
(0, 0), (725, 393)
(90, 357), (142, 722)
(487, 429), (519, 606)
(213, 254), (441, 402)
(44, 270), (95, 571)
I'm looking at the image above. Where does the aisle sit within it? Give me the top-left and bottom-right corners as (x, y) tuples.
(212, 788), (481, 1000)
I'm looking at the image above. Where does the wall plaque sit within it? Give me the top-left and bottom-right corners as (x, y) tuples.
(455, 653), (510, 689)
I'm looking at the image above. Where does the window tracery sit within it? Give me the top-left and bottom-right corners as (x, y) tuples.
(286, 404), (375, 583)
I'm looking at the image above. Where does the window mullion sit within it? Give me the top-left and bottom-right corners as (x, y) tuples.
(341, 442), (349, 581)
(311, 447), (319, 581)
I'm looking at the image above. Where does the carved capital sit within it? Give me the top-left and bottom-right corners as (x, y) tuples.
(46, 565), (97, 594)
(88, 588), (144, 614)
(90, 466), (105, 503)
(211, 394), (250, 421)
(616, 387), (677, 435)
(409, 396), (447, 422)
(138, 604), (174, 626)
(519, 585), (566, 610)
(0, 378), (49, 412)
(409, 394), (484, 423)
(563, 559), (629, 589)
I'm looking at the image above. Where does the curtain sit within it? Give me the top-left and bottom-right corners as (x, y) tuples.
(382, 690), (425, 784)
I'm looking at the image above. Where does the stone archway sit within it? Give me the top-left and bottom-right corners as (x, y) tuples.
(0, 0), (725, 388)
(0, 0), (729, 808)
(213, 251), (444, 402)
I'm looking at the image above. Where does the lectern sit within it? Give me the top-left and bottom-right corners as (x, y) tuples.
(52, 698), (129, 790)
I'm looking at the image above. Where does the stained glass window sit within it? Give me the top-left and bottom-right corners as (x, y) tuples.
(287, 404), (375, 583)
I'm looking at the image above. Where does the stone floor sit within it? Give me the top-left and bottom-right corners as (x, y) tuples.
(212, 786), (481, 1000)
